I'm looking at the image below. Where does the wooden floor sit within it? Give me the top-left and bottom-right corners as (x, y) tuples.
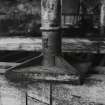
(0, 74), (105, 105)
(0, 75), (26, 105)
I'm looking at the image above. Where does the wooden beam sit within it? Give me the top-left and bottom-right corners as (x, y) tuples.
(0, 62), (20, 67)
(0, 37), (104, 53)
(0, 37), (42, 51)
(0, 62), (20, 74)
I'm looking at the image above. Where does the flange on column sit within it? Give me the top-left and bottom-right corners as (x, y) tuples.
(5, 0), (80, 84)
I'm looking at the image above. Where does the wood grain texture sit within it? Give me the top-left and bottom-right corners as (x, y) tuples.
(0, 37), (104, 53)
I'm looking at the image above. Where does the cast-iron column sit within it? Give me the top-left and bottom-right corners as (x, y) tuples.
(41, 0), (61, 66)
(100, 0), (105, 35)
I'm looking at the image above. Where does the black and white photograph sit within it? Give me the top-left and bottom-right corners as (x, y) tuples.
(0, 0), (104, 105)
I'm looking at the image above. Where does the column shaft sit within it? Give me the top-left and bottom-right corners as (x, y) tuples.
(41, 0), (61, 66)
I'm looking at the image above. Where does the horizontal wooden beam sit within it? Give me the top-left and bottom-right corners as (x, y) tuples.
(0, 37), (105, 53)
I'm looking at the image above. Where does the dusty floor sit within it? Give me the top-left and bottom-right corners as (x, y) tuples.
(0, 74), (105, 105)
